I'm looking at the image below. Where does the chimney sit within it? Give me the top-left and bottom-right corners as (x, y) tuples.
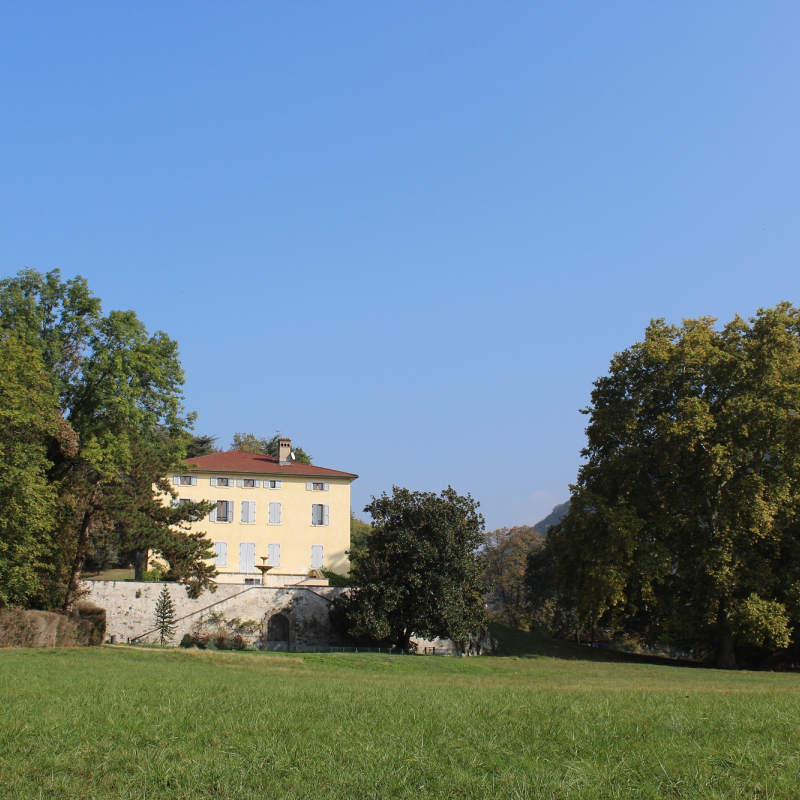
(278, 437), (292, 465)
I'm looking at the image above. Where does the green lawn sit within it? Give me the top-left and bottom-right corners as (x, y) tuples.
(1, 641), (798, 799)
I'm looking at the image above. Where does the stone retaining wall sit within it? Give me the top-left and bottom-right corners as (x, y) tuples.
(84, 580), (344, 648)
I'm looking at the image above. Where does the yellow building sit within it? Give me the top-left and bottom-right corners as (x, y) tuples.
(171, 438), (358, 585)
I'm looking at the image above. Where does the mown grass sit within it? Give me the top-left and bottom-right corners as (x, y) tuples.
(1, 641), (799, 799)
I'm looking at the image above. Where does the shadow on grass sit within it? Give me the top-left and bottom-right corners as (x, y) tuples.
(489, 622), (706, 669)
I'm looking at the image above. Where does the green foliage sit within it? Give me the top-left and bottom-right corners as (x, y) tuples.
(0, 269), (217, 608)
(185, 435), (220, 458)
(153, 584), (177, 645)
(347, 511), (372, 564)
(729, 595), (791, 650)
(335, 486), (488, 650)
(230, 432), (312, 465)
(140, 569), (164, 582)
(0, 332), (61, 607)
(551, 306), (800, 666)
(322, 571), (350, 587)
(482, 525), (542, 627)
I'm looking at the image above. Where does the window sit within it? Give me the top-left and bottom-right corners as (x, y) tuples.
(179, 498), (193, 507)
(311, 545), (324, 570)
(241, 500), (256, 524)
(307, 482), (329, 491)
(211, 477), (231, 487)
(266, 479), (282, 489)
(268, 543), (281, 567)
(174, 475), (197, 486)
(269, 502), (281, 525)
(214, 542), (227, 567)
(242, 479), (256, 488)
(212, 500), (233, 523)
(311, 504), (329, 526)
(239, 542), (256, 573)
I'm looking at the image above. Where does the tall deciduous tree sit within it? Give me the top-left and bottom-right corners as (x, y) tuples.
(335, 487), (487, 650)
(0, 332), (62, 607)
(0, 269), (216, 608)
(483, 525), (542, 627)
(551, 306), (800, 667)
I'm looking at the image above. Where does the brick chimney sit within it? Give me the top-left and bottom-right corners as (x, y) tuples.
(278, 437), (292, 465)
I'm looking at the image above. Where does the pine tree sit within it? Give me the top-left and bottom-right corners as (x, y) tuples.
(154, 584), (177, 645)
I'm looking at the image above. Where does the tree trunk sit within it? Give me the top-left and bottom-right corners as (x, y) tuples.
(63, 508), (94, 611)
(395, 629), (411, 651)
(714, 599), (737, 669)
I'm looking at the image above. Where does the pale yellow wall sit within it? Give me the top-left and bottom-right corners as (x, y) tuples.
(171, 471), (353, 583)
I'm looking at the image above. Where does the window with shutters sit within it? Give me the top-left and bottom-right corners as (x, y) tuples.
(214, 541), (227, 567)
(213, 500), (233, 523)
(269, 502), (282, 525)
(265, 479), (281, 489)
(179, 475), (196, 486)
(239, 542), (256, 573)
(242, 479), (256, 488)
(311, 504), (329, 526)
(268, 543), (281, 567)
(213, 477), (231, 487)
(311, 545), (324, 570)
(241, 500), (256, 524)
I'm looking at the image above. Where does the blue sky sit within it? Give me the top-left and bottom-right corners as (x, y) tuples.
(2, 3), (799, 529)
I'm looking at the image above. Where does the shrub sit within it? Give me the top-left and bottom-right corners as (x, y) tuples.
(140, 569), (163, 582)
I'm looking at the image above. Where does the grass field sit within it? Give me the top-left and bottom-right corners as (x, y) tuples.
(2, 632), (799, 799)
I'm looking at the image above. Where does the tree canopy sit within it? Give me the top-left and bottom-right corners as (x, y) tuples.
(335, 486), (487, 650)
(230, 432), (312, 465)
(0, 269), (216, 607)
(482, 525), (542, 627)
(550, 306), (800, 666)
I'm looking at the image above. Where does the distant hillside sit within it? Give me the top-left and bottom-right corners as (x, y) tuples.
(533, 501), (570, 536)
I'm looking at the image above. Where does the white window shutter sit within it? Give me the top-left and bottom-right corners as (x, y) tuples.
(306, 482), (313, 491)
(311, 545), (323, 569)
(172, 499), (180, 508)
(173, 475), (179, 485)
(214, 541), (227, 566)
(254, 480), (261, 488)
(192, 476), (198, 486)
(323, 483), (330, 491)
(277, 502), (281, 524)
(323, 504), (330, 526)
(276, 479), (282, 489)
(210, 504), (217, 523)
(237, 479), (243, 488)
(210, 477), (217, 487)
(241, 501), (247, 524)
(268, 543), (281, 568)
(251, 501), (256, 524)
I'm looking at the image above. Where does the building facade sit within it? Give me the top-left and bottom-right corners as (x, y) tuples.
(171, 438), (358, 585)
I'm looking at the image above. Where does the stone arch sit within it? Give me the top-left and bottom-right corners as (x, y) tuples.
(264, 613), (290, 651)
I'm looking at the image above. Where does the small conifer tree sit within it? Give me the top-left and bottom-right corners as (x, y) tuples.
(154, 584), (177, 645)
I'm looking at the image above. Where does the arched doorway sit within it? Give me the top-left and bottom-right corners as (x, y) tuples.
(265, 613), (290, 651)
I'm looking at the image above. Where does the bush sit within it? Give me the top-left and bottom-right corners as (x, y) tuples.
(140, 569), (163, 582)
(0, 604), (105, 648)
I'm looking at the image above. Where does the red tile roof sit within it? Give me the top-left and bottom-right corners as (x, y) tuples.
(184, 450), (358, 479)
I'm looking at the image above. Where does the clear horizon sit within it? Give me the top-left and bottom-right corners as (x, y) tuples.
(2, 3), (799, 529)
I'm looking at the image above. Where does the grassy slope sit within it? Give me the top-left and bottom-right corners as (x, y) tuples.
(1, 644), (799, 799)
